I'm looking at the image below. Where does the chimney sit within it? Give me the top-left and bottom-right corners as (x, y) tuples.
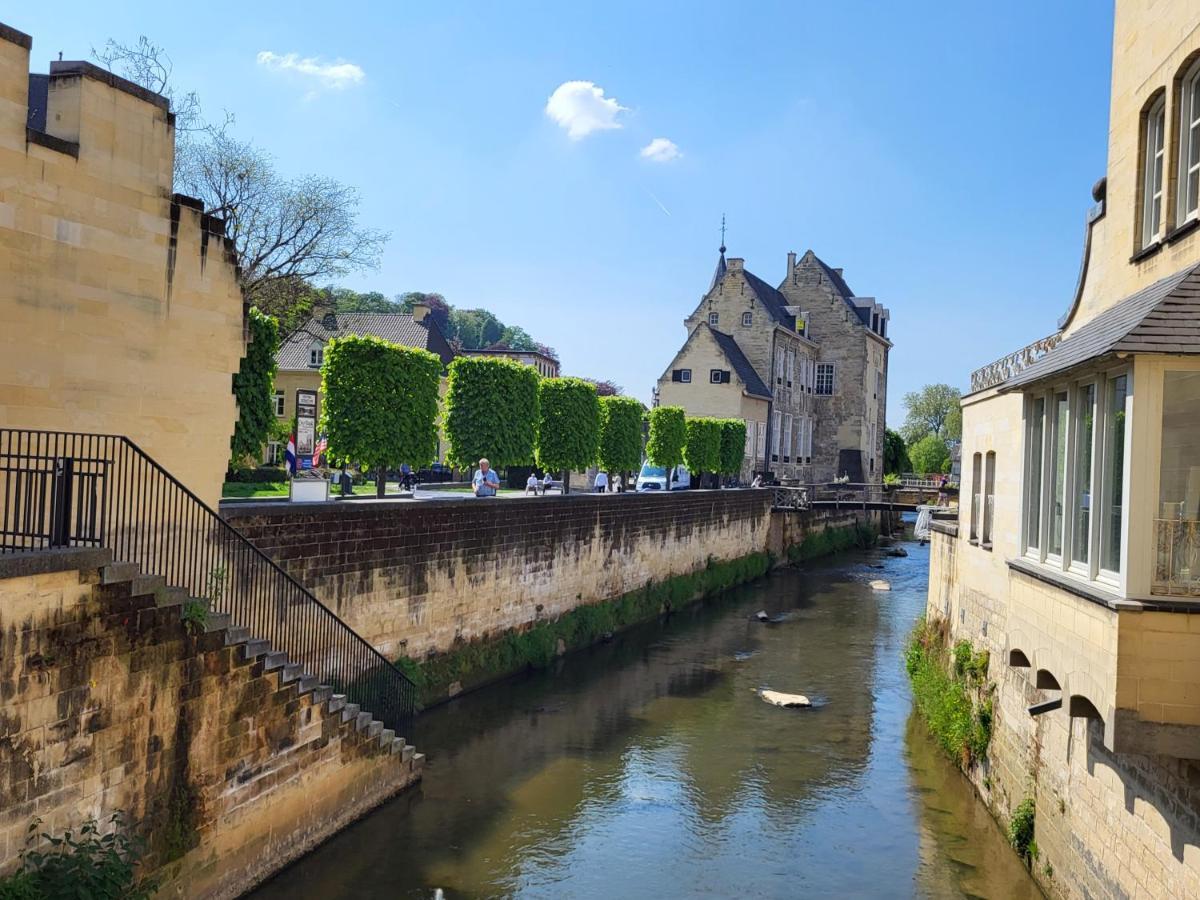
(727, 258), (745, 272)
(787, 251), (796, 279)
(411, 301), (431, 323)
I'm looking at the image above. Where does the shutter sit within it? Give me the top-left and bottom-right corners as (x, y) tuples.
(723, 370), (732, 383)
(672, 370), (682, 382)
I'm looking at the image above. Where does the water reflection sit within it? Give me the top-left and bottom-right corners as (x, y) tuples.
(252, 543), (1040, 899)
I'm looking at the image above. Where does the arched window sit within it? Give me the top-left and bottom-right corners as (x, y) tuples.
(1142, 94), (1166, 245)
(1177, 58), (1200, 225)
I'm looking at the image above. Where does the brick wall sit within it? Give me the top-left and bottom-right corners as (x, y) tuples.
(225, 491), (774, 660)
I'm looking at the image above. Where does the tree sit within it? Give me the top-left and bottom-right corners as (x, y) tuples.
(683, 418), (722, 483)
(444, 356), (540, 470)
(497, 325), (537, 352)
(908, 433), (950, 476)
(449, 308), (505, 349)
(581, 377), (623, 397)
(646, 407), (686, 469)
(319, 335), (442, 497)
(397, 292), (451, 331)
(536, 378), (600, 494)
(330, 289), (401, 313)
(901, 383), (963, 444)
(597, 396), (644, 476)
(883, 429), (912, 476)
(229, 307), (280, 466)
(717, 419), (748, 479)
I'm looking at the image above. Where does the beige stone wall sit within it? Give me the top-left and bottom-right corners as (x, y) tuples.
(0, 552), (420, 898)
(0, 29), (246, 507)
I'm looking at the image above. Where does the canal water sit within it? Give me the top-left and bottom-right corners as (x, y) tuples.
(252, 537), (1041, 899)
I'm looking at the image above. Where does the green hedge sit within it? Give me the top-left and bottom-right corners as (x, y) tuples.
(445, 356), (540, 470)
(225, 466), (288, 484)
(597, 395), (644, 474)
(536, 377), (600, 475)
(646, 406), (686, 469)
(683, 417), (722, 476)
(230, 307), (280, 466)
(717, 419), (747, 476)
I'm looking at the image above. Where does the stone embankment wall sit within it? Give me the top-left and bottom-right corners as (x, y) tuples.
(925, 524), (1200, 900)
(226, 491), (778, 661)
(0, 550), (421, 899)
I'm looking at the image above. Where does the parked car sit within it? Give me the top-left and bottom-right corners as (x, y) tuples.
(635, 462), (691, 492)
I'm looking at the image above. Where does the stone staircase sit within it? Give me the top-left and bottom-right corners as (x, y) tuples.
(98, 558), (423, 767)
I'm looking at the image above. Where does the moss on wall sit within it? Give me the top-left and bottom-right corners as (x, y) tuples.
(785, 520), (879, 564)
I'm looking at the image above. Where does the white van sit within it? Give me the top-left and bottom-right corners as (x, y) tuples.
(635, 462), (691, 492)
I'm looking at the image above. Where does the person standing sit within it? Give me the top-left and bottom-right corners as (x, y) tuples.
(594, 470), (609, 494)
(473, 458), (500, 497)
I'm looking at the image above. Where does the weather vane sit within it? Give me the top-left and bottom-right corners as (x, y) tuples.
(719, 214), (726, 253)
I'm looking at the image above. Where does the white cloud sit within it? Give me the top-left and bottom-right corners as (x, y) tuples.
(545, 80), (626, 140)
(640, 137), (681, 163)
(256, 51), (366, 91)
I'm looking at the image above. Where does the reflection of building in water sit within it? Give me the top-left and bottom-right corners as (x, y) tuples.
(928, 2), (1200, 897)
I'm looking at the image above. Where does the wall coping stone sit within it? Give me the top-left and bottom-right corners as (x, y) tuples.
(0, 547), (111, 580)
(930, 520), (958, 537)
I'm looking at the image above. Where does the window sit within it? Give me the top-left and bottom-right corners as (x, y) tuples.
(273, 391), (285, 417)
(1142, 96), (1166, 246)
(1153, 371), (1200, 595)
(672, 368), (692, 383)
(709, 311), (720, 326)
(970, 453), (982, 542)
(875, 371), (883, 400)
(771, 411), (782, 459)
(1178, 59), (1200, 225)
(710, 369), (730, 384)
(782, 414), (793, 460)
(786, 349), (795, 386)
(815, 363), (835, 395)
(983, 452), (996, 547)
(1048, 391), (1069, 558)
(1070, 383), (1097, 569)
(309, 344), (324, 368)
(745, 419), (755, 458)
(1024, 397), (1045, 552)
(757, 421), (767, 460)
(742, 311), (753, 327)
(266, 442), (281, 465)
(1100, 374), (1127, 575)
(774, 350), (784, 384)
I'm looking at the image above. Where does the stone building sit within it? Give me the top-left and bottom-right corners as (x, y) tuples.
(463, 346), (560, 378)
(0, 25), (247, 506)
(927, 1), (1200, 896)
(656, 246), (890, 483)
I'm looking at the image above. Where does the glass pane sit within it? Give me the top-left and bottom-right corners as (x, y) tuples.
(1072, 384), (1096, 565)
(1101, 375), (1127, 573)
(1049, 392), (1068, 556)
(1154, 371), (1200, 595)
(971, 454), (982, 540)
(1026, 398), (1045, 550)
(1189, 169), (1200, 214)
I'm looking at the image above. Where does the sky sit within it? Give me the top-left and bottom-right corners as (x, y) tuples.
(10, 2), (1115, 425)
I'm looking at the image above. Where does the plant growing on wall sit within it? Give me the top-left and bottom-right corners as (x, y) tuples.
(320, 334), (442, 497)
(646, 406), (686, 469)
(444, 356), (540, 471)
(683, 417), (722, 480)
(229, 307), (280, 466)
(717, 419), (747, 478)
(597, 395), (645, 476)
(536, 377), (600, 494)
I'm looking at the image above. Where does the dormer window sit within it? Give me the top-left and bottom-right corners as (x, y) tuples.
(310, 344), (324, 368)
(1178, 59), (1200, 226)
(1142, 95), (1166, 245)
(708, 312), (719, 326)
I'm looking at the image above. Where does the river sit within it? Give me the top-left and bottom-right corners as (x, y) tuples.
(251, 535), (1041, 899)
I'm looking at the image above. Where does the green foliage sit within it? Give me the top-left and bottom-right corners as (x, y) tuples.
(646, 406), (686, 469)
(786, 522), (878, 564)
(717, 419), (747, 476)
(401, 551), (772, 706)
(901, 383), (963, 444)
(320, 334), (443, 477)
(883, 472), (902, 487)
(181, 599), (209, 636)
(1009, 798), (1036, 860)
(536, 378), (600, 474)
(683, 417), (722, 475)
(883, 428), (911, 475)
(906, 619), (994, 767)
(225, 465), (288, 484)
(230, 307), (280, 465)
(0, 813), (156, 900)
(597, 395), (644, 474)
(908, 433), (950, 475)
(941, 456), (953, 474)
(445, 356), (540, 469)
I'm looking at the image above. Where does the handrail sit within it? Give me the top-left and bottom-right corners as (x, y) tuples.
(0, 429), (416, 734)
(969, 332), (1062, 394)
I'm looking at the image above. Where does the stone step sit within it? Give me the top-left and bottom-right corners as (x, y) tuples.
(355, 711), (372, 732)
(241, 639), (271, 661)
(327, 693), (346, 714)
(311, 685), (334, 705)
(203, 612), (231, 634)
(379, 727), (395, 748)
(341, 702), (360, 723)
(155, 586), (190, 608)
(297, 674), (320, 694)
(280, 663), (303, 684)
(365, 719), (383, 739)
(389, 737), (405, 755)
(100, 561), (139, 585)
(224, 626), (250, 646)
(401, 744), (415, 763)
(410, 751), (425, 771)
(130, 573), (166, 596)
(263, 651), (288, 672)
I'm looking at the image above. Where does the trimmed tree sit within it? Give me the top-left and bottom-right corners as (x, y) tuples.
(536, 377), (600, 494)
(598, 396), (644, 487)
(230, 307), (280, 466)
(683, 417), (722, 485)
(717, 419), (748, 482)
(444, 356), (540, 472)
(646, 406), (686, 470)
(319, 334), (442, 497)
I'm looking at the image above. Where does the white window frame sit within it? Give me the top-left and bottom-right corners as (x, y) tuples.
(310, 344), (324, 368)
(1143, 96), (1166, 246)
(757, 421), (767, 461)
(745, 419), (755, 458)
(708, 311), (720, 326)
(1178, 59), (1200, 226)
(1067, 380), (1099, 576)
(782, 414), (793, 459)
(774, 350), (785, 384)
(1097, 370), (1131, 587)
(273, 390), (286, 417)
(815, 363), (835, 395)
(970, 452), (982, 543)
(771, 411), (782, 458)
(742, 311), (753, 327)
(679, 369), (692, 383)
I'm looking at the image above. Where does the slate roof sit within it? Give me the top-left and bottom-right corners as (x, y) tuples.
(1000, 263), (1200, 392)
(741, 269), (797, 331)
(277, 312), (454, 369)
(708, 250), (727, 293)
(706, 326), (772, 398)
(808, 252), (872, 325)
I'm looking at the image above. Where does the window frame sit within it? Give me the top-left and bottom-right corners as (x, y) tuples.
(309, 344), (324, 368)
(982, 451), (996, 548)
(1178, 58), (1200, 227)
(742, 311), (753, 327)
(815, 363), (835, 396)
(273, 390), (286, 417)
(1142, 95), (1167, 246)
(710, 368), (724, 384)
(970, 452), (982, 543)
(1097, 371), (1131, 587)
(1067, 379), (1099, 576)
(708, 311), (720, 326)
(679, 368), (692, 383)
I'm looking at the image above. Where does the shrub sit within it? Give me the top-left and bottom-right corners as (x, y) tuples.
(230, 307), (280, 466)
(717, 419), (747, 476)
(445, 356), (540, 470)
(320, 334), (443, 497)
(683, 417), (722, 476)
(883, 472), (901, 487)
(598, 395), (645, 475)
(224, 466), (289, 484)
(908, 433), (950, 476)
(536, 377), (600, 481)
(906, 619), (993, 767)
(883, 428), (911, 475)
(1009, 798), (1036, 860)
(646, 406), (686, 469)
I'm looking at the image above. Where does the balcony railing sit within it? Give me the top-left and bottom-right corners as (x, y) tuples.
(970, 332), (1063, 393)
(1153, 517), (1200, 597)
(0, 429), (418, 733)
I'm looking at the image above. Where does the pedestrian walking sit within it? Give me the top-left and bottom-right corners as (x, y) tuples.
(594, 470), (609, 493)
(473, 458), (500, 497)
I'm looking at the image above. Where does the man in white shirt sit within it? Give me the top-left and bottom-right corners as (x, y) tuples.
(525, 472), (540, 496)
(594, 471), (609, 493)
(472, 458), (500, 497)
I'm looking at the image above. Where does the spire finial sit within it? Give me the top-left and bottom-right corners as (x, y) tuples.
(719, 214), (726, 254)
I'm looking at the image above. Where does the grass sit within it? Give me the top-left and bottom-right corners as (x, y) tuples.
(222, 481), (414, 499)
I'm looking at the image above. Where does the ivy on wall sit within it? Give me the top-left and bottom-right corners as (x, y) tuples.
(319, 335), (442, 496)
(683, 417), (722, 476)
(536, 377), (600, 477)
(229, 307), (280, 465)
(646, 406), (686, 469)
(717, 419), (747, 476)
(444, 356), (540, 470)
(597, 395), (644, 474)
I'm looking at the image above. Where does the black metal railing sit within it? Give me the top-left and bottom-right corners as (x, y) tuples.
(0, 429), (416, 734)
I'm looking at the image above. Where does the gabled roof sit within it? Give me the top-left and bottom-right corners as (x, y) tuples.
(1000, 263), (1200, 392)
(277, 312), (455, 369)
(797, 250), (872, 326)
(706, 326), (772, 398)
(740, 269), (796, 331)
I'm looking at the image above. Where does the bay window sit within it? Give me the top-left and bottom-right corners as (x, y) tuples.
(1048, 391), (1069, 559)
(1153, 371), (1200, 595)
(1100, 375), (1127, 576)
(1070, 382), (1096, 570)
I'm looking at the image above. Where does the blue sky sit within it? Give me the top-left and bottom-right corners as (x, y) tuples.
(12, 2), (1114, 423)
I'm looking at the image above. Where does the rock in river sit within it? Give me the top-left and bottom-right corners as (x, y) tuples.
(757, 689), (812, 708)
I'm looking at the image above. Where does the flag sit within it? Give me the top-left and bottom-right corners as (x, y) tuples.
(285, 434), (296, 476)
(312, 434), (328, 468)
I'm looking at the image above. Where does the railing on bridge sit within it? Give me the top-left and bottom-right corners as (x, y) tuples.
(0, 429), (418, 735)
(898, 474), (944, 489)
(771, 482), (923, 510)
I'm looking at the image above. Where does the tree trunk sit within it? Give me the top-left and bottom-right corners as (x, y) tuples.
(377, 466), (386, 498)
